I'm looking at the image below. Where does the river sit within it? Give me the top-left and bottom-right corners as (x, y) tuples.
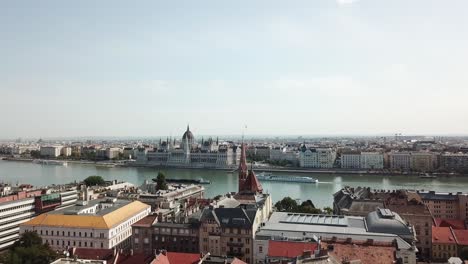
(1, 160), (468, 208)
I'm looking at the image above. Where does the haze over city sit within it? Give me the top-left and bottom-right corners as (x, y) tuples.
(2, 0), (468, 139)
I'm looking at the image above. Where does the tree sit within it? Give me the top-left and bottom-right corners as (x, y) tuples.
(323, 207), (333, 215)
(83, 175), (105, 186)
(155, 172), (168, 190)
(275, 197), (298, 212)
(1, 231), (58, 264)
(275, 197), (322, 214)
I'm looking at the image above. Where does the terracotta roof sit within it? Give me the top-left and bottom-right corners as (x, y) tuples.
(133, 214), (158, 227)
(167, 252), (200, 264)
(434, 218), (466, 230)
(230, 258), (247, 264)
(432, 226), (457, 244)
(268, 240), (318, 258)
(118, 252), (154, 264)
(150, 254), (170, 264)
(453, 230), (468, 246)
(22, 201), (150, 229)
(322, 242), (396, 264)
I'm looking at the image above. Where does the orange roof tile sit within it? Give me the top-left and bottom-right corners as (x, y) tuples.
(432, 226), (457, 244)
(453, 230), (468, 246)
(268, 240), (318, 258)
(22, 201), (150, 229)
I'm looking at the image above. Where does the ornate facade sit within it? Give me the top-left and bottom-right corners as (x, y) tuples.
(136, 125), (240, 168)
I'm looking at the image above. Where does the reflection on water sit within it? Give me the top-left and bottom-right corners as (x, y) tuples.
(1, 160), (468, 208)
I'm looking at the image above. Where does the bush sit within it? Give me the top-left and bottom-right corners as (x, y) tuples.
(83, 175), (105, 186)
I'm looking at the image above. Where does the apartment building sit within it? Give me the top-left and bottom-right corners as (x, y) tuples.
(417, 191), (468, 220)
(198, 207), (256, 264)
(132, 214), (200, 255)
(299, 147), (336, 168)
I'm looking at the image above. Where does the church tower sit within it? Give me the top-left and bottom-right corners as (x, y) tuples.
(238, 143), (262, 194)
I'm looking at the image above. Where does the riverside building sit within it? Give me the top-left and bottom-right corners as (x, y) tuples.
(136, 125), (240, 168)
(299, 146), (336, 168)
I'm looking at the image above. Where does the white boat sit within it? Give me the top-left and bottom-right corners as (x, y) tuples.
(257, 172), (318, 183)
(33, 159), (68, 166)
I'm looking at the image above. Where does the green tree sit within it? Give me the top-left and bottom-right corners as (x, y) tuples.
(275, 197), (298, 212)
(323, 207), (334, 215)
(156, 172), (168, 190)
(83, 175), (105, 186)
(1, 231), (58, 264)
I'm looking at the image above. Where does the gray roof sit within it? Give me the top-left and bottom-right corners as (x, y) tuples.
(257, 211), (415, 250)
(365, 208), (413, 237)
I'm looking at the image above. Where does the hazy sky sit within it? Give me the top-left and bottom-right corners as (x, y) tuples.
(1, 0), (468, 139)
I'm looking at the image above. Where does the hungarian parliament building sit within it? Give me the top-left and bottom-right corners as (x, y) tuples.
(135, 126), (241, 168)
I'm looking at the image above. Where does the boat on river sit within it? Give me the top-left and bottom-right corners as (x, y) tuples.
(33, 159), (68, 166)
(419, 173), (437, 179)
(153, 178), (211, 184)
(257, 172), (318, 183)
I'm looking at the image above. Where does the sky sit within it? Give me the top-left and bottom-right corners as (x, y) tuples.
(1, 0), (468, 139)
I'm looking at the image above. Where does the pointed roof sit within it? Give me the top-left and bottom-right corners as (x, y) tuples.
(244, 169), (263, 193)
(238, 143), (248, 178)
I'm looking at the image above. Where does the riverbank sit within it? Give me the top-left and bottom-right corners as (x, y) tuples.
(2, 157), (464, 177)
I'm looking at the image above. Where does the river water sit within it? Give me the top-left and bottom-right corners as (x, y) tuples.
(1, 160), (468, 208)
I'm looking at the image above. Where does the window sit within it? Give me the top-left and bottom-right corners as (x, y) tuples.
(84, 242), (87, 247)
(135, 229), (139, 234)
(79, 232), (81, 237)
(100, 233), (104, 238)
(259, 246), (263, 253)
(79, 242), (81, 247)
(85, 232), (87, 237)
(101, 243), (104, 248)
(134, 238), (139, 244)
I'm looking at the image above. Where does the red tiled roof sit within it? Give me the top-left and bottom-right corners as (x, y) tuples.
(166, 252), (200, 264)
(133, 214), (158, 227)
(323, 242), (396, 264)
(268, 240), (318, 258)
(117, 253), (154, 264)
(151, 254), (170, 264)
(434, 218), (466, 230)
(453, 230), (468, 246)
(432, 226), (457, 244)
(231, 258), (247, 264)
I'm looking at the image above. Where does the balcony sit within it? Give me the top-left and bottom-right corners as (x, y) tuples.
(227, 241), (244, 247)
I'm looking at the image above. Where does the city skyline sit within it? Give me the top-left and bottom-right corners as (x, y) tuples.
(2, 0), (468, 138)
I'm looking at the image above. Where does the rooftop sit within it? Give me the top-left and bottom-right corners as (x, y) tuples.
(268, 240), (319, 258)
(432, 226), (457, 244)
(257, 211), (414, 250)
(323, 241), (396, 264)
(22, 199), (150, 229)
(453, 229), (468, 246)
